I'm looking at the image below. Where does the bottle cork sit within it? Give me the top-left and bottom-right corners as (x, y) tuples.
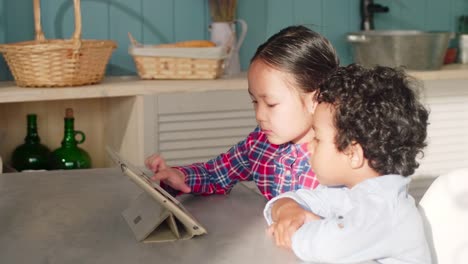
(65, 108), (74, 118)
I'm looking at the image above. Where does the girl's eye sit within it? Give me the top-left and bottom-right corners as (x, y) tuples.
(251, 100), (258, 104)
(267, 103), (278, 108)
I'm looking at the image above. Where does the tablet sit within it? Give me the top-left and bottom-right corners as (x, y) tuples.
(106, 147), (207, 241)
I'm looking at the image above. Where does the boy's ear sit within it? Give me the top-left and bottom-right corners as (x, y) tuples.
(305, 92), (317, 113)
(345, 142), (366, 169)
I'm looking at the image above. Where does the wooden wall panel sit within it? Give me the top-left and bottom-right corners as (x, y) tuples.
(294, 0), (323, 32)
(323, 0), (359, 64)
(1, 0), (467, 79)
(237, 0), (267, 70)
(266, 0), (295, 36)
(141, 0), (175, 44)
(109, 0), (142, 75)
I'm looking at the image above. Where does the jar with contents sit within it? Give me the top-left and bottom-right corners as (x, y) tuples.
(11, 114), (51, 171)
(49, 108), (91, 170)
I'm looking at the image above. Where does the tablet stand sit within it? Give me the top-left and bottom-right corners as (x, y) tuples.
(122, 191), (196, 243)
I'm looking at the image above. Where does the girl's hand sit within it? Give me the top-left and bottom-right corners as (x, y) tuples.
(145, 154), (191, 193)
(145, 154), (165, 173)
(267, 198), (319, 249)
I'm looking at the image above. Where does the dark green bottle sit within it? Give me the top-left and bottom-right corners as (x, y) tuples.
(49, 108), (91, 170)
(11, 114), (51, 171)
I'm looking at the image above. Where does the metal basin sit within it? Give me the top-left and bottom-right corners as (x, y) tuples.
(347, 30), (453, 70)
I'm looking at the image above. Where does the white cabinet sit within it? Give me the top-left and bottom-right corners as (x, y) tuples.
(414, 79), (468, 178)
(143, 90), (257, 166)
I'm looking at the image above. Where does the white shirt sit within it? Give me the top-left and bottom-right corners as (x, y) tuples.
(264, 175), (431, 264)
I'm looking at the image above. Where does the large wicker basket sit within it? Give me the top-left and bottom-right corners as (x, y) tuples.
(0, 0), (117, 87)
(128, 34), (226, 80)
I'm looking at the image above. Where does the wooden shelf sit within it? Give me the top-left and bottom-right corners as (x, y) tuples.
(0, 74), (248, 104)
(1, 65), (468, 104)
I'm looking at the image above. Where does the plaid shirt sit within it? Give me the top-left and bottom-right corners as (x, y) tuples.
(173, 127), (319, 200)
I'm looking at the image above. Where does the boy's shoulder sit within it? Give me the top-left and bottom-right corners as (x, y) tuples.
(348, 175), (419, 218)
(352, 175), (410, 199)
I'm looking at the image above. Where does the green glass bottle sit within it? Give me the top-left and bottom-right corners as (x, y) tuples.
(11, 114), (51, 171)
(49, 108), (92, 170)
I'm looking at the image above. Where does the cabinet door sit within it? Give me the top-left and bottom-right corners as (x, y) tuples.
(414, 79), (468, 178)
(153, 90), (256, 166)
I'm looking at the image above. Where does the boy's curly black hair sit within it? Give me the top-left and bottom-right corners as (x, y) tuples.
(316, 64), (429, 176)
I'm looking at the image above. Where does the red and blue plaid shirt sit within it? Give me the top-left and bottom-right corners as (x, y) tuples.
(173, 127), (319, 200)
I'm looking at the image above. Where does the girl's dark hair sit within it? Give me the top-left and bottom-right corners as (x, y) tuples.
(251, 25), (339, 93)
(316, 64), (429, 176)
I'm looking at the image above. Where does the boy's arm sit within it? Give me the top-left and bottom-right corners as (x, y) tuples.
(290, 191), (393, 263)
(265, 197), (321, 249)
(264, 185), (334, 225)
(270, 198), (303, 222)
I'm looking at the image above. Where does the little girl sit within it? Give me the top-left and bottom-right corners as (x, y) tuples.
(145, 25), (339, 200)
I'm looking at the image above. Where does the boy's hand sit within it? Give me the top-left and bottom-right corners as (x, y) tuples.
(267, 198), (319, 249)
(145, 154), (191, 193)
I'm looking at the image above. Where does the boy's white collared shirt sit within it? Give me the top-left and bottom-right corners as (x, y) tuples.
(264, 175), (431, 264)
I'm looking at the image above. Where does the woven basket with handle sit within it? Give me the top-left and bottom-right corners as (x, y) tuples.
(0, 0), (117, 87)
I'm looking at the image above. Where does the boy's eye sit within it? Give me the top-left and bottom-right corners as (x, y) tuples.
(267, 103), (278, 107)
(251, 100), (258, 104)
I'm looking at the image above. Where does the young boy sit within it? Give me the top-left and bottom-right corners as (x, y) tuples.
(264, 64), (431, 263)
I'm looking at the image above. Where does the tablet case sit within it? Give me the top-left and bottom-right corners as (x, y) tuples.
(106, 147), (207, 243)
(122, 191), (195, 243)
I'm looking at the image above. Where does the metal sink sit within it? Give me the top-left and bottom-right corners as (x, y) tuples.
(347, 30), (453, 70)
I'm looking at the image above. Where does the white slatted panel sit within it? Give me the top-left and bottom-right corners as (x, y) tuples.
(156, 91), (256, 166)
(414, 80), (468, 178)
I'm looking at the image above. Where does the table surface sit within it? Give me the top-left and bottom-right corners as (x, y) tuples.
(0, 168), (375, 264)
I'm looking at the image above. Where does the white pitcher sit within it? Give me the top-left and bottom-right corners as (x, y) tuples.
(210, 19), (248, 76)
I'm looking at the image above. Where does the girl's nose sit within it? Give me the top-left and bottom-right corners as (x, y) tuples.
(255, 105), (266, 122)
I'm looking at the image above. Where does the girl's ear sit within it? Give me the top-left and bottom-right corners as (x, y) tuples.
(345, 142), (365, 169)
(305, 92), (317, 114)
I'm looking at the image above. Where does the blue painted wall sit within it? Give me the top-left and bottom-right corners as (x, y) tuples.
(1, 0), (467, 80)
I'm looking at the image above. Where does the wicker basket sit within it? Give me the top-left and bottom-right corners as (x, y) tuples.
(128, 34), (225, 80)
(0, 0), (117, 87)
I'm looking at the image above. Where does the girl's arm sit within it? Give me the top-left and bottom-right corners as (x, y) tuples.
(171, 128), (258, 195)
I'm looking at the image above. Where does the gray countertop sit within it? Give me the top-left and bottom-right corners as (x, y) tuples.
(0, 168), (297, 264)
(0, 168), (376, 264)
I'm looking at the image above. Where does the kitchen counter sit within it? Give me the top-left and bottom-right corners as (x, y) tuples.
(408, 63), (468, 80)
(0, 168), (376, 264)
(0, 64), (467, 104)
